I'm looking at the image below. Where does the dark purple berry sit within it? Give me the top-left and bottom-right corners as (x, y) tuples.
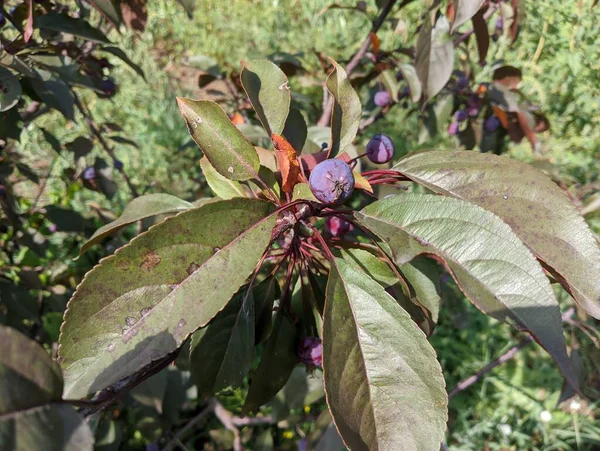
(326, 216), (353, 237)
(448, 121), (459, 136)
(454, 71), (468, 89)
(0, 14), (6, 28)
(401, 86), (410, 97)
(366, 134), (395, 164)
(309, 159), (355, 205)
(101, 78), (117, 96)
(485, 115), (501, 132)
(82, 167), (96, 180)
(114, 159), (123, 170)
(454, 109), (468, 122)
(374, 90), (391, 107)
(298, 337), (322, 367)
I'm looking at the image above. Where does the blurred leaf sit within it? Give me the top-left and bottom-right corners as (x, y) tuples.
(0, 109), (22, 140)
(0, 326), (93, 450)
(472, 10), (490, 64)
(451, 0), (486, 31)
(121, 0), (147, 32)
(80, 193), (193, 254)
(0, 66), (22, 112)
(241, 59), (291, 135)
(357, 194), (577, 387)
(175, 0), (195, 17)
(397, 63), (422, 102)
(282, 107), (307, 154)
(395, 150), (600, 320)
(200, 156), (247, 199)
(323, 258), (448, 450)
(130, 370), (167, 413)
(44, 205), (89, 232)
(255, 430), (274, 451)
(242, 310), (297, 415)
(177, 98), (260, 181)
(380, 69), (399, 102)
(94, 158), (118, 199)
(30, 70), (75, 121)
(95, 420), (123, 451)
(190, 289), (255, 397)
(400, 257), (442, 323)
(416, 13), (455, 100)
(0, 282), (38, 332)
(418, 92), (453, 143)
(87, 0), (122, 28)
(0, 53), (36, 77)
(59, 199), (276, 398)
(100, 47), (146, 80)
(35, 13), (111, 44)
(325, 60), (362, 157)
(268, 366), (324, 421)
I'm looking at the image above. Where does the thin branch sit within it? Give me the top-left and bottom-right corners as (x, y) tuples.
(317, 0), (405, 126)
(162, 399), (216, 451)
(214, 401), (243, 451)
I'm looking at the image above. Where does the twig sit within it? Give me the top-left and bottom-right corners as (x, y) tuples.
(162, 399), (216, 451)
(317, 0), (405, 126)
(448, 308), (576, 399)
(71, 93), (140, 198)
(214, 401), (244, 451)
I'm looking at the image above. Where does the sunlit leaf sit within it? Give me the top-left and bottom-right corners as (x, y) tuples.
(323, 258), (447, 450)
(35, 13), (111, 44)
(451, 0), (486, 31)
(59, 199), (276, 398)
(200, 156), (248, 200)
(0, 67), (22, 112)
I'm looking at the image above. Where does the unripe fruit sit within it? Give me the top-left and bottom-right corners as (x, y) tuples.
(82, 167), (96, 180)
(309, 159), (355, 205)
(326, 216), (353, 237)
(374, 90), (391, 107)
(366, 134), (395, 164)
(298, 337), (322, 367)
(448, 121), (459, 136)
(484, 115), (501, 132)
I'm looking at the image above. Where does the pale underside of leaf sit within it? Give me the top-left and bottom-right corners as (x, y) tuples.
(394, 150), (600, 320)
(58, 199), (276, 399)
(356, 194), (577, 388)
(323, 258), (448, 451)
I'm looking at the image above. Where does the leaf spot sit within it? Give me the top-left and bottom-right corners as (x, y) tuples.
(191, 116), (203, 129)
(177, 318), (186, 328)
(140, 250), (161, 271)
(187, 262), (200, 275)
(278, 81), (290, 91)
(107, 343), (115, 352)
(140, 307), (151, 317)
(227, 166), (234, 173)
(125, 316), (136, 327)
(503, 194), (509, 200)
(213, 247), (221, 254)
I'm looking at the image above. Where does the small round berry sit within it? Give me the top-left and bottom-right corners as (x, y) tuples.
(326, 216), (353, 238)
(374, 90), (391, 107)
(82, 167), (96, 180)
(366, 134), (395, 164)
(454, 71), (468, 89)
(448, 121), (459, 136)
(114, 159), (123, 170)
(298, 337), (322, 367)
(484, 115), (501, 132)
(454, 109), (468, 122)
(309, 159), (355, 205)
(101, 78), (117, 96)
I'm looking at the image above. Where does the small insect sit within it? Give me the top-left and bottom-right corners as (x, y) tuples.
(327, 172), (349, 200)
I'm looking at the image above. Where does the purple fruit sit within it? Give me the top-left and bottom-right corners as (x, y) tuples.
(374, 90), (391, 107)
(114, 159), (123, 170)
(485, 115), (501, 132)
(448, 121), (459, 136)
(309, 159), (355, 205)
(454, 110), (468, 122)
(467, 104), (479, 117)
(82, 167), (96, 180)
(366, 134), (395, 164)
(298, 337), (322, 367)
(496, 16), (503, 30)
(101, 78), (117, 96)
(326, 216), (353, 237)
(454, 71), (468, 89)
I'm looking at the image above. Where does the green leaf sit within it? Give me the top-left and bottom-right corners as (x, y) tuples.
(58, 199), (276, 399)
(0, 67), (22, 112)
(240, 59), (291, 135)
(189, 288), (255, 397)
(175, 0), (195, 17)
(337, 247), (397, 288)
(177, 98), (260, 181)
(395, 150), (600, 320)
(100, 47), (146, 81)
(380, 69), (399, 103)
(0, 326), (94, 451)
(323, 258), (448, 450)
(87, 0), (122, 28)
(451, 0), (486, 31)
(292, 182), (317, 202)
(255, 430), (274, 451)
(325, 60), (362, 157)
(418, 92), (453, 144)
(356, 194), (577, 387)
(400, 257), (442, 323)
(242, 310), (297, 415)
(415, 14), (455, 100)
(35, 13), (111, 44)
(80, 193), (194, 255)
(282, 107), (307, 153)
(30, 70), (75, 121)
(200, 156), (247, 199)
(397, 63), (422, 102)
(254, 276), (279, 344)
